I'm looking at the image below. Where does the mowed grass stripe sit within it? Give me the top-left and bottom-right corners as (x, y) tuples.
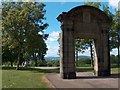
(2, 70), (49, 88)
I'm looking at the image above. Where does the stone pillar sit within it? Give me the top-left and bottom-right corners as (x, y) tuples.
(60, 25), (76, 79)
(94, 29), (110, 76)
(93, 39), (100, 76)
(59, 32), (63, 77)
(100, 29), (110, 76)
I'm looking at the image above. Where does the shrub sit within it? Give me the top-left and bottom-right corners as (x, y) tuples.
(77, 58), (91, 67)
(46, 60), (59, 67)
(38, 60), (47, 66)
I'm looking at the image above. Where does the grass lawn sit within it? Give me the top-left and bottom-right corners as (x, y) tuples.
(76, 67), (120, 74)
(76, 67), (93, 72)
(2, 66), (119, 88)
(2, 67), (53, 88)
(111, 67), (120, 74)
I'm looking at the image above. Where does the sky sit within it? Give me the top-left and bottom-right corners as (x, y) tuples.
(42, 0), (120, 57)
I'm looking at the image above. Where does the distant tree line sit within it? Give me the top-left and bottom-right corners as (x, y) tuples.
(77, 55), (119, 68)
(37, 55), (119, 68)
(2, 55), (118, 68)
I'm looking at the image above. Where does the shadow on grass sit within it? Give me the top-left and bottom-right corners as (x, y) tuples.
(2, 66), (59, 74)
(77, 73), (120, 79)
(76, 67), (120, 79)
(2, 66), (94, 73)
(76, 67), (93, 72)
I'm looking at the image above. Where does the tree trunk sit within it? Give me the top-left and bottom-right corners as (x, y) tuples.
(41, 53), (45, 61)
(117, 34), (120, 68)
(90, 42), (94, 68)
(16, 52), (21, 70)
(10, 60), (13, 67)
(16, 55), (20, 70)
(35, 60), (37, 67)
(75, 50), (79, 67)
(33, 53), (37, 67)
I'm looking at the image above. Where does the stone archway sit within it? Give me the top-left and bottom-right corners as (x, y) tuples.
(57, 5), (112, 79)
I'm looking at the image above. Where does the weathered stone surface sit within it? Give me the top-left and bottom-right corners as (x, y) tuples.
(57, 5), (111, 79)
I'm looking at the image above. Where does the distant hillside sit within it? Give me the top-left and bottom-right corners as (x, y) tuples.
(78, 56), (90, 59)
(45, 57), (59, 60)
(45, 56), (90, 61)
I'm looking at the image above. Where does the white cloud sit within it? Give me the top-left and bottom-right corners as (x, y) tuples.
(45, 31), (60, 57)
(50, 31), (59, 38)
(47, 31), (60, 43)
(48, 37), (56, 42)
(108, 0), (120, 9)
(45, 46), (59, 57)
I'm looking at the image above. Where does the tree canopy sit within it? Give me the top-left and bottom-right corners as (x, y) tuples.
(2, 2), (48, 68)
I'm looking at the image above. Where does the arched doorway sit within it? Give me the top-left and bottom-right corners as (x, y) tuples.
(57, 5), (112, 79)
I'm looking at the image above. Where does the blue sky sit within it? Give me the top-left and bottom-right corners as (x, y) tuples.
(41, 1), (119, 57)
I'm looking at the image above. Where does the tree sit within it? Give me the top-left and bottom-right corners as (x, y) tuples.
(110, 10), (120, 66)
(84, 2), (101, 8)
(2, 46), (16, 67)
(75, 39), (89, 66)
(2, 2), (48, 69)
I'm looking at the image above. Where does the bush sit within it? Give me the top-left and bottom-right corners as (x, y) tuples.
(38, 60), (47, 66)
(111, 64), (118, 68)
(77, 58), (91, 67)
(110, 55), (118, 64)
(46, 60), (59, 67)
(30, 60), (35, 67)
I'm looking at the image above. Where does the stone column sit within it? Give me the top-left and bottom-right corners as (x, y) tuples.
(93, 39), (100, 76)
(59, 32), (63, 77)
(94, 37), (105, 76)
(94, 29), (110, 76)
(100, 29), (110, 76)
(60, 25), (76, 79)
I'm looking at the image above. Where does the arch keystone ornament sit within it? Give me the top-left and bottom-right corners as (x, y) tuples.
(57, 5), (112, 79)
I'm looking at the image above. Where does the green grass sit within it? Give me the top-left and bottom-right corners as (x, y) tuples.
(76, 67), (93, 72)
(77, 64), (91, 67)
(2, 67), (52, 88)
(2, 66), (119, 88)
(76, 66), (120, 74)
(111, 67), (120, 74)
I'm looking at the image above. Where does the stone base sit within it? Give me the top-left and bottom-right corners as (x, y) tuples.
(94, 70), (110, 76)
(60, 72), (76, 79)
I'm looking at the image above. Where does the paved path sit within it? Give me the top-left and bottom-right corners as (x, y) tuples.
(46, 72), (119, 88)
(33, 67), (59, 73)
(34, 67), (59, 70)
